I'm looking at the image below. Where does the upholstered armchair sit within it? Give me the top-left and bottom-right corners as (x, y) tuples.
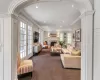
(17, 53), (33, 78)
(43, 41), (48, 49)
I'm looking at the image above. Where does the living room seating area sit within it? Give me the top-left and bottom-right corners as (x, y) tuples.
(17, 53), (33, 79)
(49, 43), (81, 69)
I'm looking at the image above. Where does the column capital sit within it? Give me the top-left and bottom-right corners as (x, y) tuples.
(0, 13), (11, 18)
(85, 10), (95, 16)
(80, 10), (95, 19)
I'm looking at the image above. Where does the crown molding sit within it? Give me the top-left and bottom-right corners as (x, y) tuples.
(0, 13), (12, 18)
(70, 10), (95, 26)
(80, 10), (95, 18)
(20, 10), (44, 31)
(8, 0), (30, 14)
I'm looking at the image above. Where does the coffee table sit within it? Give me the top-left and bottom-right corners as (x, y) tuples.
(50, 47), (62, 56)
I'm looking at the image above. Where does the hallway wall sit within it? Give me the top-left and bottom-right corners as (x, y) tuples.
(71, 20), (81, 49)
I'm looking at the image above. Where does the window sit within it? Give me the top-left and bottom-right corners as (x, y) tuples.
(60, 33), (64, 41)
(19, 21), (33, 59)
(67, 33), (72, 44)
(28, 25), (33, 54)
(20, 22), (27, 58)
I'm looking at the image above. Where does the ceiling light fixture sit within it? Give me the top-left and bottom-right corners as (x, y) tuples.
(56, 30), (60, 32)
(60, 26), (62, 27)
(44, 21), (46, 23)
(72, 5), (74, 8)
(36, 5), (38, 8)
(62, 20), (65, 23)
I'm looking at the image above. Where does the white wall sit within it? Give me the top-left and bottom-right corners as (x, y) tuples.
(39, 29), (44, 45)
(71, 20), (81, 49)
(94, 0), (100, 80)
(71, 20), (81, 31)
(0, 0), (13, 13)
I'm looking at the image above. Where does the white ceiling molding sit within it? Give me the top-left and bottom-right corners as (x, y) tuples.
(8, 0), (93, 15)
(0, 13), (11, 18)
(8, 0), (30, 14)
(39, 0), (61, 2)
(85, 10), (95, 16)
(24, 1), (81, 31)
(45, 28), (72, 32)
(70, 10), (95, 26)
(8, 0), (93, 32)
(20, 10), (44, 31)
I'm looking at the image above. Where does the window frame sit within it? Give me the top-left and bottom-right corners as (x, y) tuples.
(19, 21), (27, 59)
(67, 33), (72, 44)
(18, 18), (33, 59)
(27, 25), (33, 55)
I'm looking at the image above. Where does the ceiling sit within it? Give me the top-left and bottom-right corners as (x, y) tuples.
(24, 1), (81, 31)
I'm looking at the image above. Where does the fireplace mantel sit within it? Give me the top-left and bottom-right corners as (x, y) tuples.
(47, 37), (59, 45)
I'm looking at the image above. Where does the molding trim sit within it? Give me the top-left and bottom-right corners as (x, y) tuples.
(8, 0), (30, 14)
(0, 13), (11, 18)
(20, 10), (44, 31)
(80, 10), (95, 18)
(70, 10), (95, 26)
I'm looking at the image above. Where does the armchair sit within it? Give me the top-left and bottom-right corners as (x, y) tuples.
(17, 53), (33, 78)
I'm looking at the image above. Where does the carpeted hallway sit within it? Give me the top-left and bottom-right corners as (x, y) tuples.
(31, 49), (80, 80)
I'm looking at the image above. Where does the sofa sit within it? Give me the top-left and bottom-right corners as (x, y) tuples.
(61, 44), (81, 69)
(60, 54), (81, 69)
(33, 43), (42, 55)
(17, 53), (33, 78)
(62, 44), (73, 54)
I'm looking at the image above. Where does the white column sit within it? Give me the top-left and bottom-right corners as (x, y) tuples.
(11, 15), (18, 80)
(94, 0), (100, 80)
(3, 15), (12, 80)
(0, 14), (18, 80)
(81, 12), (93, 80)
(0, 17), (4, 80)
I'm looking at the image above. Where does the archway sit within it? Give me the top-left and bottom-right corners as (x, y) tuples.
(5, 0), (94, 80)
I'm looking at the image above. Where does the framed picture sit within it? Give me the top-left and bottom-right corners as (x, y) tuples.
(75, 29), (81, 42)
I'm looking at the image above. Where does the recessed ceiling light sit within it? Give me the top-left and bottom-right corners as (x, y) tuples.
(36, 5), (38, 8)
(44, 21), (46, 23)
(56, 30), (60, 32)
(62, 21), (65, 23)
(72, 5), (74, 8)
(60, 26), (62, 27)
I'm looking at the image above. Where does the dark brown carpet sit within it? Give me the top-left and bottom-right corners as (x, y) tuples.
(31, 49), (80, 80)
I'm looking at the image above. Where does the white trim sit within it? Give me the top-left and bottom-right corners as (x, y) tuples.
(20, 10), (44, 31)
(0, 13), (11, 18)
(7, 0), (93, 80)
(8, 0), (29, 14)
(71, 10), (95, 26)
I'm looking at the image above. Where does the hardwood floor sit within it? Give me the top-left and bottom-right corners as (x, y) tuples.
(31, 49), (80, 80)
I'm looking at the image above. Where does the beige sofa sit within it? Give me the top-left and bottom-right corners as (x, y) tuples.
(62, 44), (73, 54)
(60, 54), (81, 69)
(61, 44), (81, 69)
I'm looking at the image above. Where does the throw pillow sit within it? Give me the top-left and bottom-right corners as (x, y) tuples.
(71, 49), (81, 56)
